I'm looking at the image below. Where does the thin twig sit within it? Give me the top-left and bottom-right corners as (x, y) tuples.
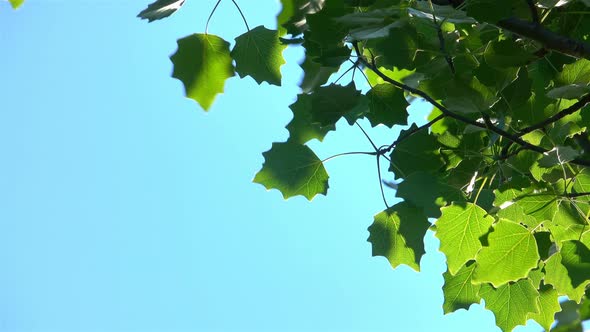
(525, 0), (540, 24)
(205, 0), (223, 34)
(386, 114), (445, 152)
(376, 155), (390, 208)
(321, 151), (377, 163)
(428, 0), (455, 74)
(517, 93), (590, 136)
(356, 122), (379, 152)
(230, 0), (250, 31)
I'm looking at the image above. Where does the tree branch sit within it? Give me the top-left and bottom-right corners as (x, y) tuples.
(385, 114), (445, 152)
(497, 17), (590, 60)
(525, 0), (539, 24)
(517, 93), (590, 136)
(351, 42), (590, 167)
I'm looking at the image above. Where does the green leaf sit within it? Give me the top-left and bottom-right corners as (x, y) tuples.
(286, 94), (335, 144)
(472, 220), (539, 287)
(560, 241), (590, 288)
(465, 0), (513, 23)
(366, 84), (409, 128)
(379, 26), (419, 70)
(442, 261), (481, 314)
(299, 57), (339, 93)
(253, 142), (329, 200)
(309, 82), (362, 127)
(483, 39), (534, 68)
(550, 59), (590, 99)
(442, 77), (498, 114)
(171, 34), (234, 111)
(528, 284), (561, 331)
(479, 279), (539, 332)
(231, 26), (287, 86)
(500, 68), (532, 108)
(547, 84), (590, 100)
(538, 146), (581, 167)
(573, 168), (590, 193)
(8, 0), (24, 9)
(545, 252), (590, 303)
(137, 0), (185, 22)
(367, 202), (430, 271)
(557, 59), (590, 86)
(389, 125), (445, 179)
(435, 203), (495, 275)
(395, 172), (465, 218)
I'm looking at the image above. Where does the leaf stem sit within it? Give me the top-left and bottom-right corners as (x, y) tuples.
(321, 151), (376, 163)
(229, 0), (250, 32)
(205, 0), (222, 34)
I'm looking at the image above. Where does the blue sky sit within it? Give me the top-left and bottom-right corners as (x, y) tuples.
(0, 1), (544, 331)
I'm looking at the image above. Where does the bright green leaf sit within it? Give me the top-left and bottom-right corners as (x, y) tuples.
(442, 261), (481, 314)
(8, 0), (24, 9)
(435, 203), (495, 275)
(528, 284), (561, 331)
(253, 142), (329, 200)
(472, 219), (539, 287)
(232, 26), (287, 86)
(171, 34), (234, 111)
(560, 241), (590, 288)
(479, 279), (539, 332)
(367, 202), (430, 271)
(545, 253), (590, 303)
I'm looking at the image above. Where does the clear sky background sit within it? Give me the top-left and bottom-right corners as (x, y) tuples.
(0, 1), (545, 332)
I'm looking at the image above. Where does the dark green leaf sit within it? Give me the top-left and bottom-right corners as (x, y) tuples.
(286, 94), (335, 144)
(310, 82), (362, 126)
(366, 84), (409, 128)
(395, 172), (465, 218)
(389, 125), (445, 179)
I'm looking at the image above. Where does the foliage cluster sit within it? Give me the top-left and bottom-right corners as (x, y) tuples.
(134, 0), (590, 330)
(10, 0), (590, 329)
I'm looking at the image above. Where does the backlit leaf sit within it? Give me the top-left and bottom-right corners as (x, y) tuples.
(254, 142), (328, 200)
(479, 279), (539, 332)
(560, 241), (590, 288)
(545, 253), (590, 303)
(442, 262), (481, 314)
(232, 26), (287, 86)
(8, 0), (24, 9)
(367, 202), (430, 271)
(472, 220), (539, 287)
(435, 203), (494, 275)
(171, 34), (234, 111)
